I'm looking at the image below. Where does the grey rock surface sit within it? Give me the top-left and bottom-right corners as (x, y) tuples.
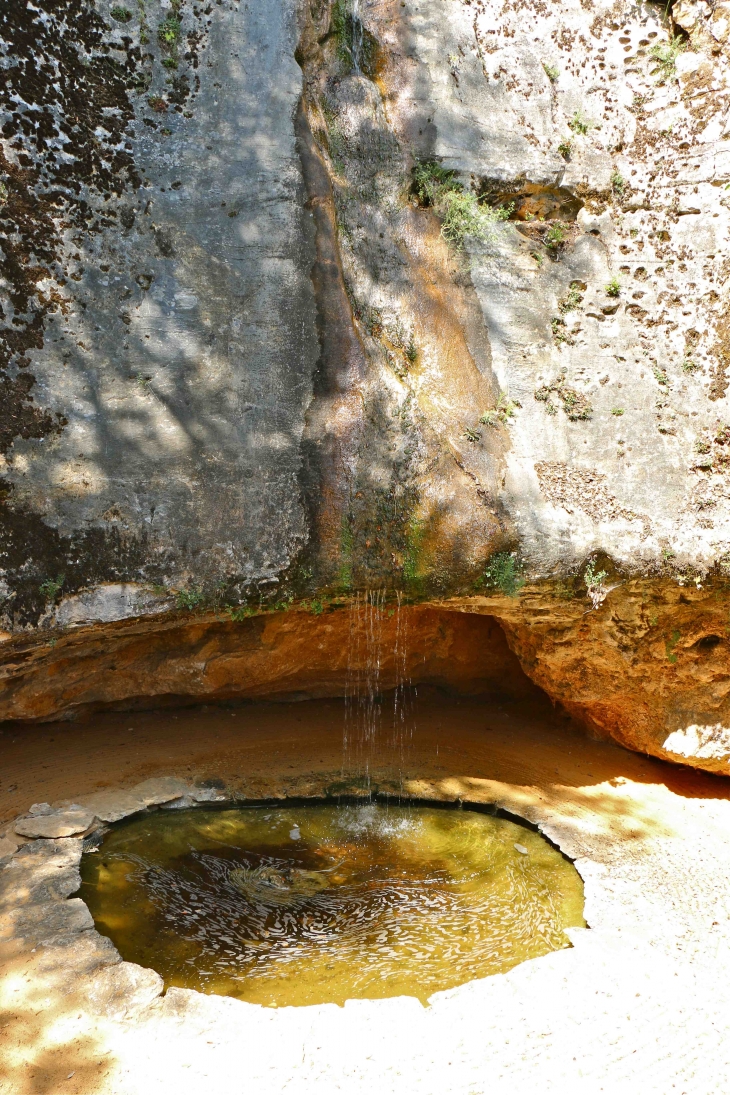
(1, 0), (317, 626)
(5, 0), (730, 629)
(14, 807), (96, 839)
(0, 897), (94, 947)
(0, 839), (82, 909)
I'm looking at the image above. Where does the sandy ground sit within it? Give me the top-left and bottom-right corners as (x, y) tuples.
(2, 691), (730, 1094)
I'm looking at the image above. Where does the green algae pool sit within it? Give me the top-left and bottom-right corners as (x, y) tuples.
(79, 802), (585, 1007)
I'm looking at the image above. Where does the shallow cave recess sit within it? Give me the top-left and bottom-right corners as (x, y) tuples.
(0, 604), (553, 724)
(477, 178), (585, 225)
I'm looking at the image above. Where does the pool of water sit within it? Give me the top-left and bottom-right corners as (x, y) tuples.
(79, 802), (585, 1007)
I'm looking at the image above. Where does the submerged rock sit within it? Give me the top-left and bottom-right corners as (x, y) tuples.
(229, 864), (332, 905)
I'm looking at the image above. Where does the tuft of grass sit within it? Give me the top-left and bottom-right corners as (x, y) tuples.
(653, 365), (669, 386)
(605, 275), (621, 297)
(463, 425), (482, 443)
(110, 5), (132, 21)
(682, 357), (699, 374)
(39, 574), (65, 602)
(611, 170), (625, 194)
(440, 191), (513, 249)
(557, 139), (572, 160)
(483, 552), (525, 597)
(611, 408), (624, 416)
(543, 62), (559, 81)
(650, 35), (686, 83)
(568, 110), (591, 135)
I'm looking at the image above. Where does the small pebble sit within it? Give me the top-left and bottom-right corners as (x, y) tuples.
(514, 843), (528, 855)
(290, 827), (301, 840)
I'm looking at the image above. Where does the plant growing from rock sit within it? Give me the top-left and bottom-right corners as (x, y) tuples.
(543, 62), (559, 81)
(611, 408), (624, 416)
(584, 560), (608, 609)
(158, 16), (181, 45)
(550, 316), (573, 346)
(228, 604), (255, 622)
(412, 162), (512, 249)
(39, 575), (64, 602)
(568, 110), (591, 135)
(535, 374), (592, 420)
(611, 171), (625, 195)
(175, 586), (205, 610)
(545, 222), (567, 250)
(483, 552), (525, 597)
(440, 191), (512, 249)
(557, 139), (572, 161)
(559, 284), (583, 314)
(650, 35), (686, 84)
(480, 392), (520, 427)
(463, 426), (481, 443)
(605, 276), (621, 297)
(652, 365), (669, 386)
(665, 629), (681, 664)
(110, 6), (132, 22)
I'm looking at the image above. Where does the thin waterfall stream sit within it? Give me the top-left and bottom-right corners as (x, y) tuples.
(343, 590), (414, 788)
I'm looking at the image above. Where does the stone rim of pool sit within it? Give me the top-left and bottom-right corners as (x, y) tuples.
(75, 796), (588, 1008)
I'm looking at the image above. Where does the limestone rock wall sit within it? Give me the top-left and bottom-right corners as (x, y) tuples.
(4, 0), (730, 774)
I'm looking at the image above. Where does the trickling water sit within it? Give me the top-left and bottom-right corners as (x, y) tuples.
(393, 590), (413, 766)
(343, 589), (410, 783)
(80, 803), (586, 1007)
(351, 0), (364, 73)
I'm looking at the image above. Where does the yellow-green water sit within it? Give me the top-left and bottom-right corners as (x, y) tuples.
(79, 803), (585, 1007)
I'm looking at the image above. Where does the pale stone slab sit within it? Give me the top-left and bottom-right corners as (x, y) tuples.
(79, 777), (191, 822)
(0, 897), (93, 945)
(0, 839), (82, 909)
(15, 807), (95, 839)
(86, 961), (164, 1020)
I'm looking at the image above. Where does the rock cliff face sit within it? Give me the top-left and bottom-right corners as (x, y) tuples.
(3, 0), (730, 772)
